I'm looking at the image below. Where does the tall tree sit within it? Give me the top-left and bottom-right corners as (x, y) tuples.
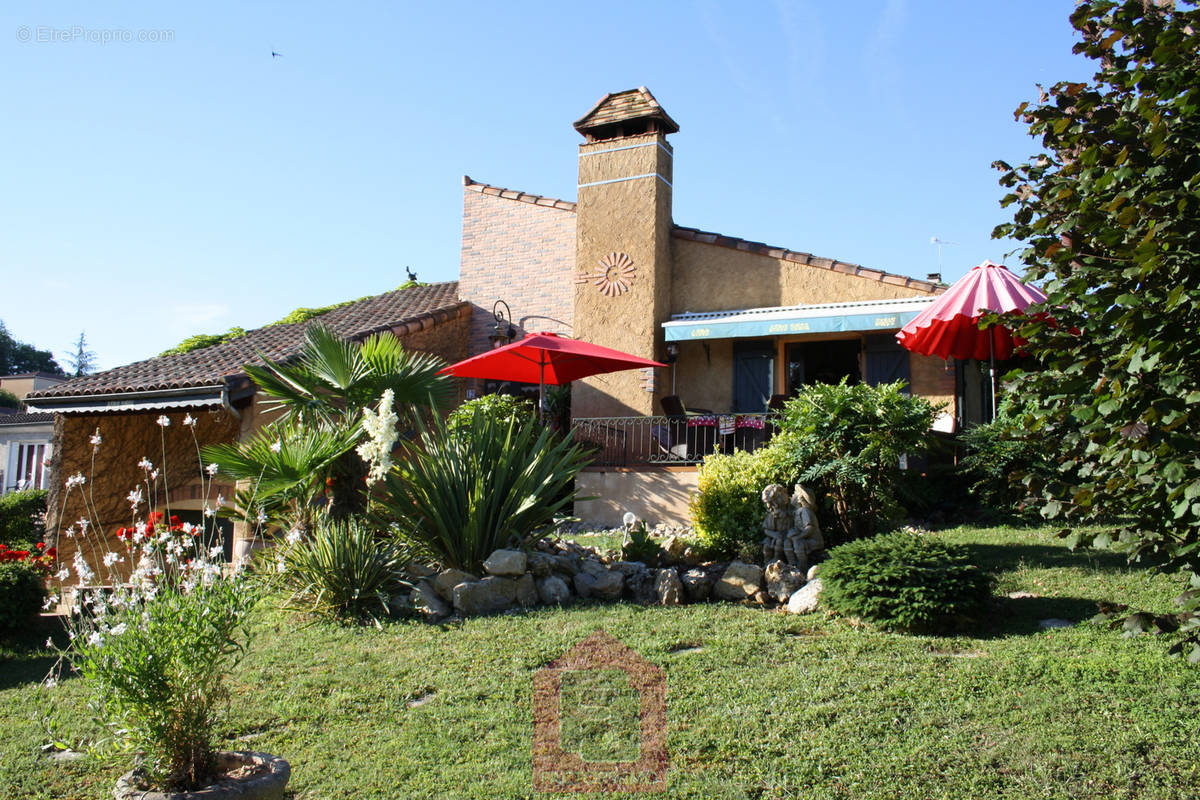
(994, 0), (1200, 658)
(0, 320), (63, 376)
(66, 331), (98, 377)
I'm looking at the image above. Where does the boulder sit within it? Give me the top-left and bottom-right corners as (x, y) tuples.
(625, 569), (658, 605)
(611, 561), (649, 579)
(527, 552), (555, 577)
(536, 575), (572, 605)
(432, 568), (478, 603)
(806, 564), (821, 582)
(574, 568), (624, 600)
(514, 574), (539, 607)
(552, 554), (582, 576)
(452, 576), (516, 615)
(654, 568), (683, 606)
(764, 560), (807, 603)
(411, 579), (452, 622)
(661, 535), (688, 565)
(680, 567), (714, 603)
(405, 561), (437, 579)
(714, 561), (764, 601)
(579, 558), (610, 578)
(786, 578), (823, 614)
(483, 549), (527, 577)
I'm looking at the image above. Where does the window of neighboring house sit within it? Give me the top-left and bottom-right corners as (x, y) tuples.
(5, 442), (48, 494)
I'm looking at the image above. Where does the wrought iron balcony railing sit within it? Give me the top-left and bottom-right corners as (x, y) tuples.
(571, 413), (779, 467)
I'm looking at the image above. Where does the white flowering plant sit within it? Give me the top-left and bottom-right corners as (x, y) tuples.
(48, 418), (260, 792)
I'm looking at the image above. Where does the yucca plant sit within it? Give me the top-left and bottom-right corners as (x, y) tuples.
(379, 412), (591, 573)
(276, 518), (412, 625)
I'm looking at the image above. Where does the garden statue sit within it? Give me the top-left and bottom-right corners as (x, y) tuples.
(762, 483), (824, 569)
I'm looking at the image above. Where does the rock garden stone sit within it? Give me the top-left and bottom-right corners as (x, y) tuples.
(715, 561), (764, 601)
(786, 577), (823, 614)
(411, 579), (452, 622)
(764, 560), (807, 603)
(655, 568), (683, 605)
(680, 567), (714, 602)
(514, 574), (538, 607)
(536, 575), (572, 605)
(625, 569), (658, 605)
(483, 549), (527, 577)
(527, 552), (555, 577)
(611, 561), (649, 579)
(452, 576), (516, 615)
(432, 568), (478, 603)
(806, 564), (821, 582)
(574, 568), (624, 600)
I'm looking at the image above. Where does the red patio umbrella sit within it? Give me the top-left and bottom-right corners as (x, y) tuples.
(439, 332), (666, 416)
(896, 260), (1048, 415)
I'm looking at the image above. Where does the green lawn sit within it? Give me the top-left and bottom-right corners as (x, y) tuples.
(2, 524), (1198, 799)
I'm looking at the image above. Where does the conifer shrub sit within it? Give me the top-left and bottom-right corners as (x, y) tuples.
(820, 531), (993, 633)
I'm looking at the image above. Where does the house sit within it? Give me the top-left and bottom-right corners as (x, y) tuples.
(0, 372), (66, 495)
(457, 87), (952, 526)
(26, 283), (469, 562)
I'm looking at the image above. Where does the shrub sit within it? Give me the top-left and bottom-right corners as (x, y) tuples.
(691, 448), (792, 559)
(0, 489), (46, 550)
(774, 381), (937, 541)
(0, 560), (45, 630)
(380, 412), (591, 572)
(67, 573), (257, 790)
(0, 388), (19, 409)
(959, 400), (1054, 517)
(820, 531), (993, 633)
(277, 519), (412, 624)
(446, 393), (535, 437)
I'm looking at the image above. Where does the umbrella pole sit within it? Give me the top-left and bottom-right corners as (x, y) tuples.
(988, 328), (997, 422)
(538, 358), (545, 424)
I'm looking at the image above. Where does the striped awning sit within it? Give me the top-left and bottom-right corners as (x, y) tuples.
(663, 297), (934, 342)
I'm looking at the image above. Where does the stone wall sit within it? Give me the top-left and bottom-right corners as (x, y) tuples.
(47, 407), (240, 571)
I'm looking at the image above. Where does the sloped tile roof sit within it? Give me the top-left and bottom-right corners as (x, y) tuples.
(0, 412), (53, 425)
(29, 282), (465, 400)
(574, 87), (679, 136)
(463, 176), (577, 212)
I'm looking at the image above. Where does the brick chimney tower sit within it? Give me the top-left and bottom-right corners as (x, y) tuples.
(571, 87), (678, 418)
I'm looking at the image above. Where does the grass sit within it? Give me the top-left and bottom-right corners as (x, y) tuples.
(2, 524), (1199, 799)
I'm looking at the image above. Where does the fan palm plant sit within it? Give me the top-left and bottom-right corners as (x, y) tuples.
(204, 324), (452, 524)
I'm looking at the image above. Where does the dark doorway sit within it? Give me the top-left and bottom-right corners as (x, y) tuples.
(732, 340), (774, 412)
(785, 339), (861, 395)
(863, 334), (911, 392)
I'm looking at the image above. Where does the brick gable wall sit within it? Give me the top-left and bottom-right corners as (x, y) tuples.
(458, 188), (576, 356)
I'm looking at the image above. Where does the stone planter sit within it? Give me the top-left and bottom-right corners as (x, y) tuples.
(114, 751), (290, 800)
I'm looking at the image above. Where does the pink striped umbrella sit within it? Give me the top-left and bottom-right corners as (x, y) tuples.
(896, 260), (1047, 361)
(896, 260), (1047, 416)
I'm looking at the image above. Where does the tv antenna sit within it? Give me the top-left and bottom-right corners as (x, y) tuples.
(930, 236), (958, 274)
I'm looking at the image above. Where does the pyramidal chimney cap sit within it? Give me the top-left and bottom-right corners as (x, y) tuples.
(573, 86), (679, 141)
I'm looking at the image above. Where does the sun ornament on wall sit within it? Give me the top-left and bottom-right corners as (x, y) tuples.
(575, 251), (636, 297)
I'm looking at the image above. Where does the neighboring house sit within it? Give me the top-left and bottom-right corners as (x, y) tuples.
(457, 87), (953, 525)
(26, 282), (469, 564)
(0, 372), (65, 495)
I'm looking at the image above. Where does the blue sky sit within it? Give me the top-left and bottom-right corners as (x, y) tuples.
(1, 2), (1090, 371)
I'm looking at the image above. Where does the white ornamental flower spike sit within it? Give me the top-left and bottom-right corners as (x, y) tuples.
(206, 463), (219, 476)
(269, 440), (282, 453)
(138, 457), (153, 471)
(89, 428), (102, 450)
(183, 413), (197, 427)
(356, 389), (399, 485)
(156, 415), (171, 427)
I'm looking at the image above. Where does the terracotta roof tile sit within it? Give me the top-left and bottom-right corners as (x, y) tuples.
(574, 87), (680, 135)
(463, 176), (577, 212)
(0, 412), (53, 425)
(672, 226), (945, 294)
(29, 282), (466, 400)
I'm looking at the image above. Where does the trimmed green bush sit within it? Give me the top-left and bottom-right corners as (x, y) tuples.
(959, 401), (1054, 517)
(278, 519), (411, 625)
(690, 448), (793, 559)
(0, 561), (45, 630)
(820, 531), (993, 633)
(0, 489), (46, 550)
(446, 393), (535, 437)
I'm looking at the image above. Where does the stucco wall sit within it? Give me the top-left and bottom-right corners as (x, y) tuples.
(458, 186), (576, 358)
(575, 467), (697, 528)
(573, 134), (675, 418)
(670, 339), (734, 413)
(670, 237), (934, 314)
(909, 352), (957, 423)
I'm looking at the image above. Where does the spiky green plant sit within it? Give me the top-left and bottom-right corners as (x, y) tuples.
(379, 413), (591, 573)
(276, 518), (412, 625)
